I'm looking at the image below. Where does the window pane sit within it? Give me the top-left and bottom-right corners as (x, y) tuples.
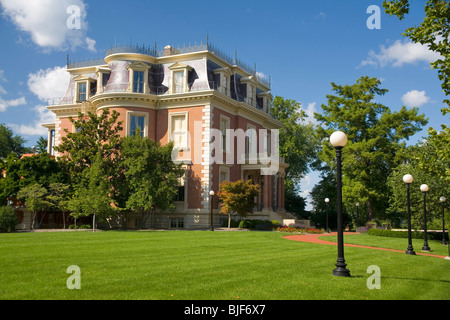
(78, 83), (87, 102)
(130, 115), (145, 137)
(133, 71), (144, 93)
(171, 115), (186, 147)
(174, 71), (184, 93)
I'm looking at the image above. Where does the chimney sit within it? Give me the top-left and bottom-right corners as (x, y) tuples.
(164, 45), (173, 56)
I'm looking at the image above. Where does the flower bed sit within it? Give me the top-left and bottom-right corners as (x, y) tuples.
(275, 225), (322, 234)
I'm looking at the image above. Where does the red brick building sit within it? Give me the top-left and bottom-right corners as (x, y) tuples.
(43, 42), (291, 229)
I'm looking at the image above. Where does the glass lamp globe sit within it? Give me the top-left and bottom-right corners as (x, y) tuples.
(330, 131), (347, 147)
(420, 184), (429, 192)
(403, 174), (413, 184)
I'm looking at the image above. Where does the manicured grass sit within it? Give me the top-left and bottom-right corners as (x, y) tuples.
(0, 230), (448, 300)
(320, 233), (450, 257)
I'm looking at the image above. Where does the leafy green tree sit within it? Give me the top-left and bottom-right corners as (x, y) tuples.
(67, 155), (116, 231)
(0, 124), (31, 158)
(217, 179), (259, 225)
(120, 133), (183, 228)
(271, 96), (317, 185)
(54, 108), (123, 185)
(47, 182), (71, 229)
(383, 1), (450, 184)
(0, 205), (18, 233)
(315, 76), (427, 221)
(387, 158), (449, 229)
(17, 184), (51, 230)
(309, 168), (353, 230)
(35, 137), (48, 154)
(0, 153), (67, 205)
(270, 96), (318, 217)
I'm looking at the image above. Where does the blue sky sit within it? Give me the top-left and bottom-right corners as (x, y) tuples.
(0, 0), (446, 210)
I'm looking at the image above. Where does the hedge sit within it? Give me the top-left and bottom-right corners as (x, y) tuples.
(368, 228), (449, 241)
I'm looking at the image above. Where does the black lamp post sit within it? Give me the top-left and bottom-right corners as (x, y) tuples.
(420, 184), (430, 252)
(324, 198), (330, 233)
(403, 174), (415, 255)
(440, 196), (447, 245)
(330, 131), (350, 277)
(209, 190), (215, 231)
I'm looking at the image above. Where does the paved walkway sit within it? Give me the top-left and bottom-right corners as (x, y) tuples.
(284, 232), (448, 259)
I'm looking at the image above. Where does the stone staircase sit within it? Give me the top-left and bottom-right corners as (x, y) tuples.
(269, 210), (310, 228)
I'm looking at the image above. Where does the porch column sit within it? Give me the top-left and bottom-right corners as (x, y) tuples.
(277, 173), (285, 212)
(263, 174), (271, 211)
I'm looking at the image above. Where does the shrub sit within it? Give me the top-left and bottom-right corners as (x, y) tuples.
(69, 224), (91, 229)
(0, 206), (18, 233)
(275, 225), (322, 234)
(368, 228), (448, 241)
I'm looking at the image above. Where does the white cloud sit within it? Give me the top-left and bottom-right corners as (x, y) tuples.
(7, 105), (54, 136)
(359, 39), (441, 68)
(300, 102), (319, 125)
(0, 96), (27, 112)
(401, 90), (430, 108)
(0, 0), (95, 52)
(27, 66), (70, 102)
(0, 69), (27, 112)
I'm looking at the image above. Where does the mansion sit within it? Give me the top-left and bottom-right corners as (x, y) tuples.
(42, 41), (294, 229)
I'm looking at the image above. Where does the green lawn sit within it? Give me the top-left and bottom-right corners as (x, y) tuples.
(0, 230), (448, 300)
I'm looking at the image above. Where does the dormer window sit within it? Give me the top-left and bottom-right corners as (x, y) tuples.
(240, 75), (257, 107)
(127, 62), (151, 94)
(169, 63), (192, 94)
(77, 82), (87, 102)
(133, 71), (145, 93)
(74, 75), (96, 103)
(213, 67), (232, 96)
(174, 71), (184, 93)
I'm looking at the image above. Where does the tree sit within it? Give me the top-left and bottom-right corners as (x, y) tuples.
(35, 137), (48, 154)
(0, 206), (18, 233)
(54, 108), (123, 185)
(120, 133), (183, 228)
(46, 182), (71, 229)
(270, 97), (318, 217)
(0, 153), (67, 205)
(383, 0), (450, 110)
(315, 76), (428, 221)
(17, 184), (51, 230)
(67, 155), (116, 231)
(217, 179), (259, 226)
(387, 157), (449, 229)
(0, 124), (31, 158)
(271, 96), (317, 186)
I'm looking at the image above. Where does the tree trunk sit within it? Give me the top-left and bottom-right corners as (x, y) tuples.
(31, 210), (36, 230)
(93, 212), (96, 232)
(367, 200), (374, 222)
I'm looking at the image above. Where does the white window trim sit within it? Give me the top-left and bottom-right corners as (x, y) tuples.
(127, 62), (151, 94)
(220, 114), (230, 153)
(246, 123), (257, 156)
(169, 63), (192, 94)
(73, 75), (96, 103)
(168, 111), (189, 151)
(126, 111), (149, 137)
